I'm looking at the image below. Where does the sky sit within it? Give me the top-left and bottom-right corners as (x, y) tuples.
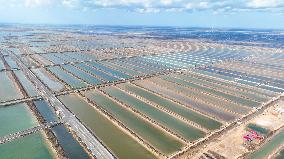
(0, 0), (284, 29)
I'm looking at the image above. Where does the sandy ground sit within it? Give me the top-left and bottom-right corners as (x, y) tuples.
(188, 99), (284, 159)
(252, 100), (284, 131)
(41, 130), (60, 159)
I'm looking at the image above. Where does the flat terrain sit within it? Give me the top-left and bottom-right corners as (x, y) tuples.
(0, 25), (283, 159)
(182, 99), (284, 159)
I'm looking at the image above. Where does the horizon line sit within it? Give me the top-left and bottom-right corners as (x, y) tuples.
(0, 22), (283, 31)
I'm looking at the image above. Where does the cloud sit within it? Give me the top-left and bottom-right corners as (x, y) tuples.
(247, 0), (283, 8)
(185, 2), (209, 10)
(1, 0), (284, 14)
(135, 7), (160, 13)
(0, 0), (54, 8)
(61, 0), (79, 8)
(60, 0), (284, 14)
(24, 0), (53, 7)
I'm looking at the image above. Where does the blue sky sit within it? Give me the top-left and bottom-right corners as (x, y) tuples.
(0, 0), (284, 29)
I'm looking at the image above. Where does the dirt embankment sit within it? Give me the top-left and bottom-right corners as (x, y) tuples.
(177, 99), (284, 159)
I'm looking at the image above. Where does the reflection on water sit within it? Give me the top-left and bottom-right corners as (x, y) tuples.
(0, 132), (56, 159)
(58, 94), (157, 159)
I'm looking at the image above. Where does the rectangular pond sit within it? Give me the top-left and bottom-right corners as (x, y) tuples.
(58, 94), (157, 159)
(163, 75), (260, 108)
(47, 66), (87, 89)
(136, 79), (237, 122)
(0, 132), (57, 159)
(100, 61), (142, 77)
(62, 64), (102, 85)
(157, 76), (250, 115)
(52, 125), (91, 159)
(176, 74), (268, 103)
(4, 56), (19, 69)
(85, 89), (184, 155)
(41, 53), (65, 65)
(102, 86), (206, 142)
(192, 69), (277, 98)
(0, 71), (23, 102)
(89, 61), (132, 79)
(14, 70), (39, 97)
(75, 63), (118, 82)
(33, 100), (58, 122)
(32, 68), (65, 92)
(0, 102), (38, 137)
(0, 58), (5, 70)
(249, 129), (284, 159)
(118, 83), (223, 131)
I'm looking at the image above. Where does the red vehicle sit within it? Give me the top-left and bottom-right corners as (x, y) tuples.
(243, 135), (252, 141)
(243, 130), (264, 142)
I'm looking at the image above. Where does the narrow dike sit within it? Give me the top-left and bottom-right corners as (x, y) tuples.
(116, 85), (210, 133)
(78, 91), (167, 158)
(11, 71), (67, 158)
(99, 86), (191, 143)
(4, 54), (72, 159)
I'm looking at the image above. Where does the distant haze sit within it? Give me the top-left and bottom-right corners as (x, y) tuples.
(0, 0), (284, 29)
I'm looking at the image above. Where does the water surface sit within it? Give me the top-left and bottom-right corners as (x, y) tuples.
(102, 86), (206, 141)
(52, 125), (90, 159)
(249, 129), (284, 159)
(0, 132), (57, 159)
(14, 70), (38, 97)
(119, 83), (222, 130)
(85, 90), (184, 155)
(34, 100), (58, 122)
(58, 94), (157, 159)
(32, 68), (65, 92)
(0, 103), (38, 137)
(47, 66), (86, 89)
(0, 71), (23, 102)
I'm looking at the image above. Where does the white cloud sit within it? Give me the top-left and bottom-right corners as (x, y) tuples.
(165, 7), (184, 12)
(61, 0), (79, 8)
(247, 0), (283, 8)
(185, 1), (208, 10)
(160, 0), (174, 5)
(135, 7), (160, 13)
(1, 0), (284, 14)
(24, 0), (53, 7)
